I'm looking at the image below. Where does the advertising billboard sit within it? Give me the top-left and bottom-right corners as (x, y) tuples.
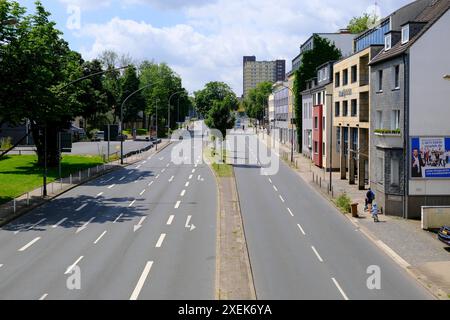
(411, 137), (450, 179)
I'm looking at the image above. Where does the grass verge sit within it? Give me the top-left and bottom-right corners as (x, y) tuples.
(0, 155), (104, 204)
(203, 147), (233, 178)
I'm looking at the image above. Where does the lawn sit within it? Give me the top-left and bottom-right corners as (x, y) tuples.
(0, 155), (104, 204)
(203, 146), (234, 178)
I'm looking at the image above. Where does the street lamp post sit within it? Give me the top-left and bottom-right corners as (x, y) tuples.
(120, 83), (153, 164)
(168, 90), (186, 137)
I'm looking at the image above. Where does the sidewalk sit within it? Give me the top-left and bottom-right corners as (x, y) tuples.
(258, 130), (450, 299)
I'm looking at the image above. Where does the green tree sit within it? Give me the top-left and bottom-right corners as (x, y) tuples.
(205, 96), (236, 139)
(244, 81), (272, 121)
(194, 82), (238, 117)
(0, 1), (86, 166)
(120, 66), (146, 127)
(293, 35), (342, 153)
(347, 13), (379, 34)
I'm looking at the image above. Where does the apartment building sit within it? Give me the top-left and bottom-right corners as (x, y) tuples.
(243, 56), (285, 98)
(369, 0), (450, 218)
(272, 82), (290, 144)
(300, 79), (315, 159)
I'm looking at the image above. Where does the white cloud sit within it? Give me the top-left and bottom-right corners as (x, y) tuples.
(76, 0), (411, 95)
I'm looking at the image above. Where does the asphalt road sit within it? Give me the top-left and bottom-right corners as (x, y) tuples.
(231, 129), (433, 300)
(0, 136), (217, 300)
(68, 140), (154, 157)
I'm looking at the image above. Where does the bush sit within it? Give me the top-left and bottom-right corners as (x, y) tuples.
(336, 193), (352, 213)
(0, 137), (13, 151)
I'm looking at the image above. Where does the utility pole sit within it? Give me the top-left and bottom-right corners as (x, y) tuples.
(43, 126), (47, 197)
(326, 93), (333, 193)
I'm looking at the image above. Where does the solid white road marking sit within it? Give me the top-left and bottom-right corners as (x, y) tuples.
(167, 215), (175, 225)
(287, 208), (294, 217)
(332, 278), (349, 300)
(65, 256), (84, 275)
(169, 176), (174, 182)
(297, 224), (306, 236)
(376, 240), (411, 268)
(175, 201), (181, 209)
(39, 294), (48, 300)
(52, 218), (68, 228)
(180, 190), (186, 197)
(155, 234), (166, 248)
(18, 237), (41, 252)
(76, 217), (95, 234)
(94, 231), (107, 244)
(108, 184), (116, 189)
(279, 195), (285, 203)
(129, 200), (136, 207)
(130, 261), (154, 300)
(113, 213), (123, 224)
(311, 246), (324, 263)
(140, 189), (146, 196)
(76, 204), (87, 212)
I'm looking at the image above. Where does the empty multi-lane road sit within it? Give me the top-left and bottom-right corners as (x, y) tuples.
(0, 139), (217, 300)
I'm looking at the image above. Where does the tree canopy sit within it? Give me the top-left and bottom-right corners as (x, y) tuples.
(194, 82), (238, 117)
(244, 81), (273, 121)
(347, 13), (379, 34)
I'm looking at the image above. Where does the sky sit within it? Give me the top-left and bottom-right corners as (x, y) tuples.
(16, 0), (412, 96)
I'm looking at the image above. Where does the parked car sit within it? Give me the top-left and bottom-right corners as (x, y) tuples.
(92, 131), (104, 141)
(438, 226), (450, 246)
(117, 134), (128, 142)
(70, 125), (86, 142)
(150, 137), (162, 144)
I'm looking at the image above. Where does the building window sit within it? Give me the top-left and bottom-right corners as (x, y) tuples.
(385, 34), (392, 51)
(376, 110), (383, 129)
(351, 99), (357, 117)
(391, 158), (400, 186)
(323, 142), (326, 156)
(351, 65), (357, 83)
(336, 127), (341, 151)
(378, 70), (383, 91)
(402, 25), (409, 44)
(335, 72), (340, 87)
(314, 116), (318, 129)
(343, 69), (348, 86)
(314, 141), (318, 153)
(317, 92), (322, 105)
(391, 110), (400, 130)
(394, 65), (400, 89)
(322, 116), (325, 132)
(335, 102), (340, 117)
(343, 101), (348, 116)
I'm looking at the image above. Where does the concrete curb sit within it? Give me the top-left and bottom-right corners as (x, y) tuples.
(0, 141), (171, 229)
(258, 134), (447, 300)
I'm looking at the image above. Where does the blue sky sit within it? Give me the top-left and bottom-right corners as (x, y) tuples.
(16, 0), (412, 95)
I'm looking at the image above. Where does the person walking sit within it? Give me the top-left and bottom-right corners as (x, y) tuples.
(365, 188), (375, 212)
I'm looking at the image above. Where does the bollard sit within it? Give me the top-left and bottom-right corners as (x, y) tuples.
(13, 198), (16, 213)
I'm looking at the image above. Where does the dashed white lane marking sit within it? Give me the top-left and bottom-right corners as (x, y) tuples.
(65, 256), (84, 275)
(287, 208), (294, 217)
(129, 200), (136, 207)
(169, 176), (174, 182)
(189, 175), (193, 180)
(198, 175), (201, 181)
(113, 213), (123, 224)
(14, 218), (47, 235)
(0, 264), (3, 268)
(39, 294), (48, 300)
(140, 189), (146, 196)
(297, 224), (306, 236)
(18, 237), (41, 252)
(142, 161), (147, 164)
(185, 182), (190, 187)
(148, 181), (154, 187)
(155, 234), (166, 248)
(167, 215), (175, 225)
(155, 174), (160, 179)
(130, 261), (154, 300)
(273, 186), (278, 192)
(76, 204), (87, 212)
(128, 171), (134, 175)
(332, 278), (349, 300)
(103, 177), (114, 183)
(52, 218), (68, 228)
(94, 231), (107, 244)
(279, 195), (285, 203)
(159, 157), (165, 161)
(119, 176), (125, 181)
(161, 169), (166, 173)
(108, 184), (116, 189)
(192, 169), (196, 173)
(268, 178), (273, 184)
(175, 201), (181, 209)
(311, 246), (324, 263)
(96, 192), (104, 198)
(180, 190), (186, 197)
(136, 165), (142, 169)
(76, 217), (95, 234)
(166, 163), (170, 168)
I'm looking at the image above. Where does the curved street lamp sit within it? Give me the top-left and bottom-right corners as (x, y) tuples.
(168, 90), (187, 135)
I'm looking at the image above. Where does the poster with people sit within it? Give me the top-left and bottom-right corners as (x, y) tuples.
(411, 137), (450, 178)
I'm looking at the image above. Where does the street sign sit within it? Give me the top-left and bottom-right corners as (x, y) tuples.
(60, 132), (72, 152)
(104, 125), (119, 141)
